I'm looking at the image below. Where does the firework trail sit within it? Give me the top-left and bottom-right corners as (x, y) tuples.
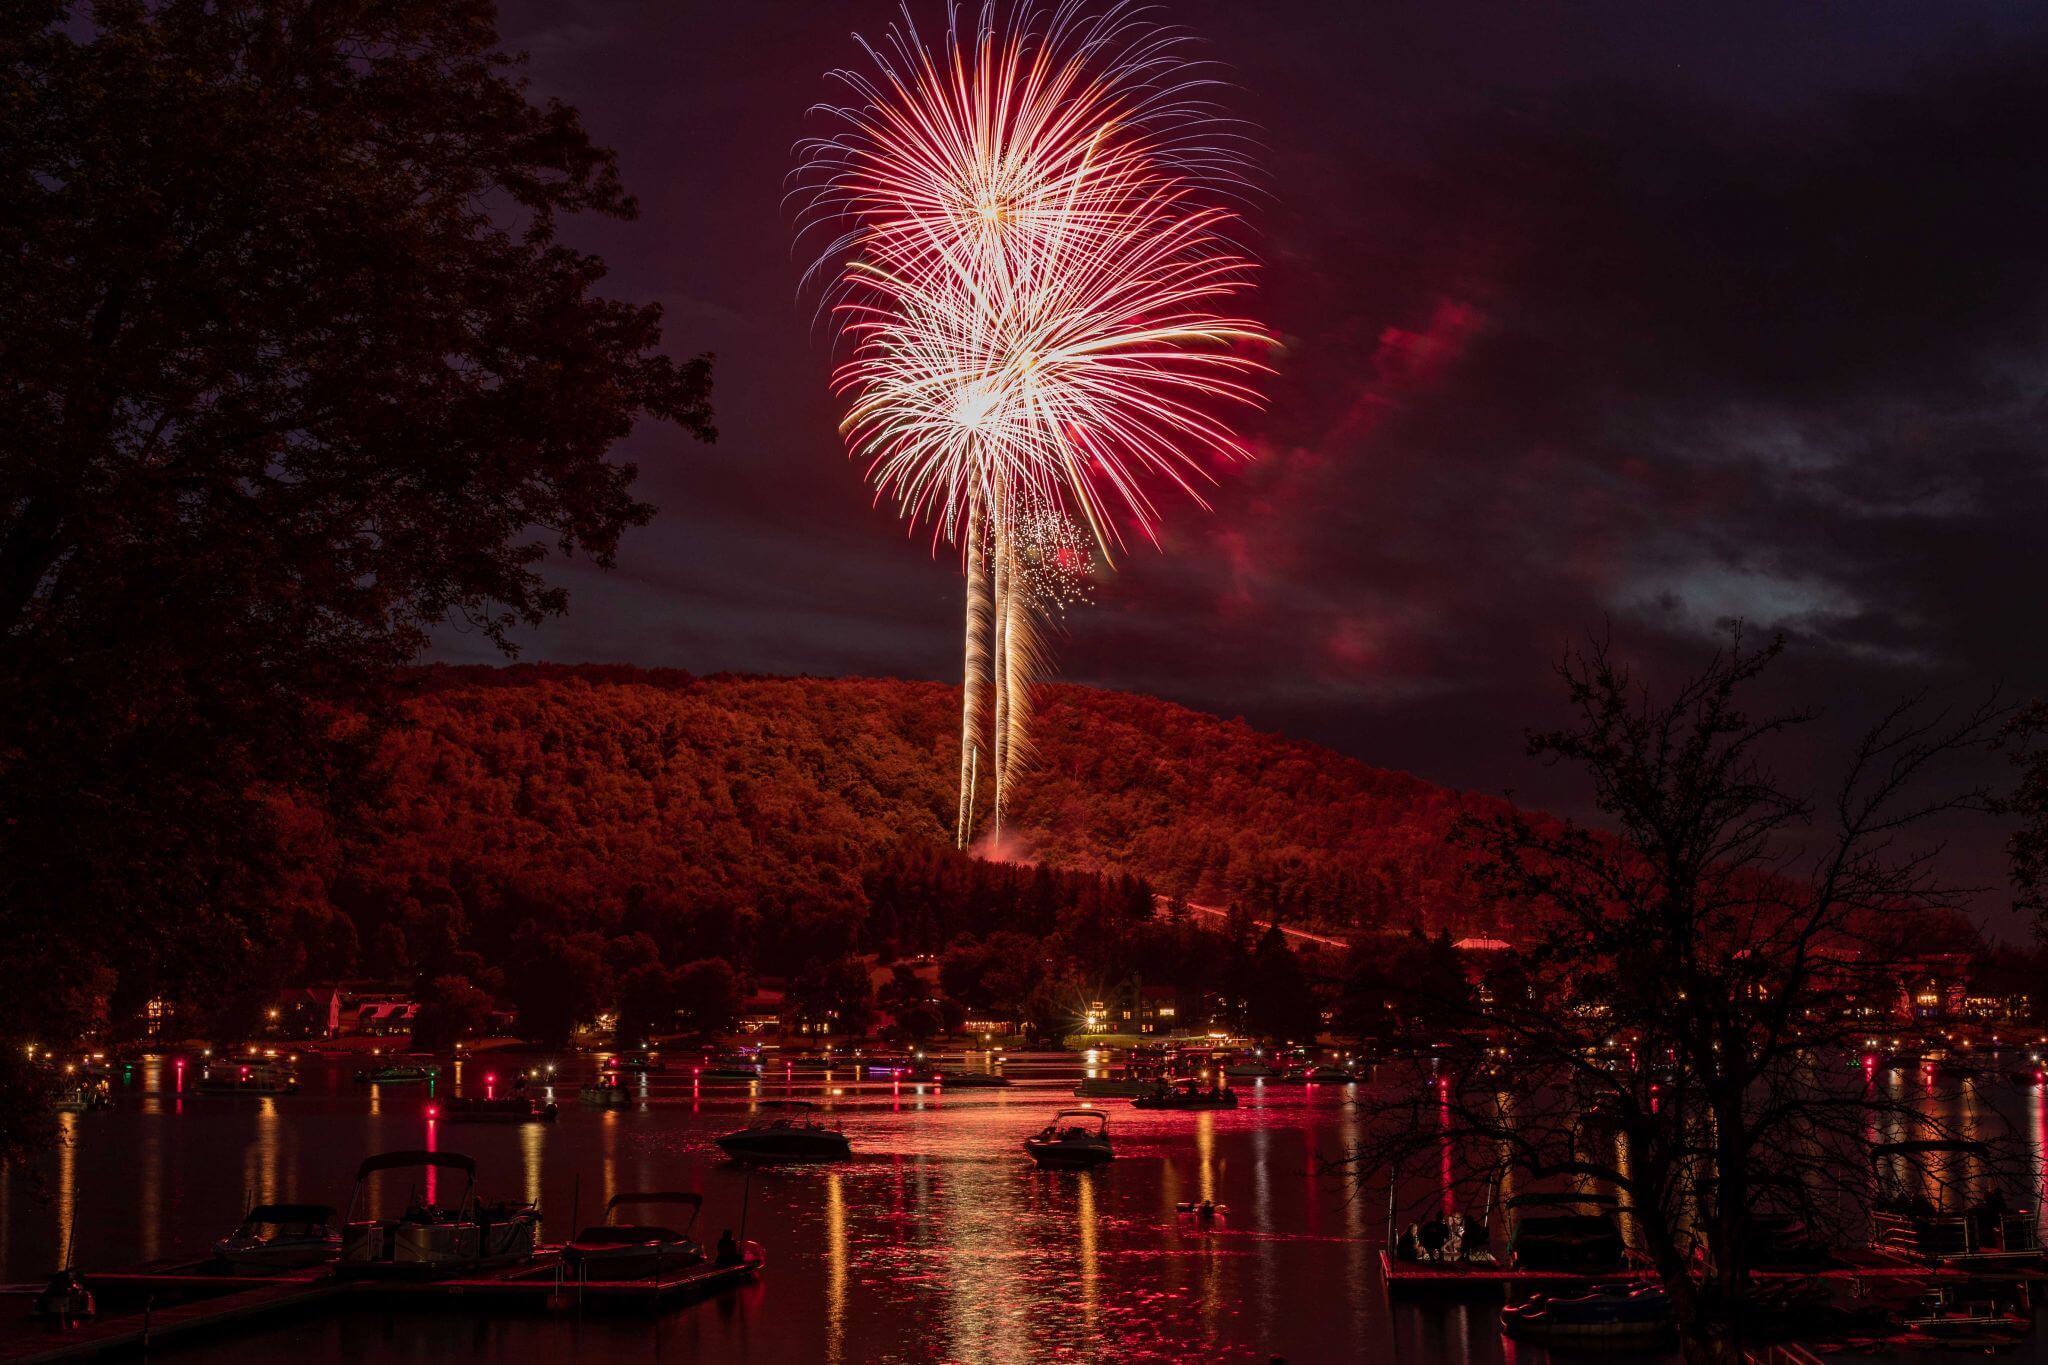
(799, 1), (1272, 847)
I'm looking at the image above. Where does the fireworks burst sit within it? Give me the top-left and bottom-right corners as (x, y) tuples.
(798, 0), (1273, 845)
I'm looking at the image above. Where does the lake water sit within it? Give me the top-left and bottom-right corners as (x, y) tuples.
(2, 1053), (2042, 1362)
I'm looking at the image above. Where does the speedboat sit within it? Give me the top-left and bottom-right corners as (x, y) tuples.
(1131, 1078), (1238, 1110)
(197, 1060), (300, 1094)
(337, 1150), (539, 1276)
(439, 1096), (557, 1124)
(1025, 1109), (1114, 1168)
(697, 1053), (764, 1080)
(563, 1192), (705, 1280)
(1507, 1193), (1628, 1273)
(213, 1203), (342, 1270)
(353, 1063), (436, 1085)
(939, 1071), (1012, 1088)
(1304, 1065), (1362, 1084)
(715, 1101), (851, 1162)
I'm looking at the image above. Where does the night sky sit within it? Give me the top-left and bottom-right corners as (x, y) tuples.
(445, 1), (2048, 933)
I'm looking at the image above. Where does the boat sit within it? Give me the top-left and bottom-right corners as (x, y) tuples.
(352, 1063), (436, 1085)
(715, 1100), (852, 1162)
(1024, 1109), (1114, 1168)
(31, 1269), (94, 1321)
(213, 1202), (342, 1270)
(1500, 1283), (1674, 1344)
(610, 1052), (666, 1074)
(858, 1054), (915, 1076)
(580, 1076), (636, 1107)
(1074, 1075), (1152, 1098)
(1304, 1065), (1363, 1084)
(439, 1095), (558, 1124)
(563, 1192), (706, 1280)
(196, 1060), (300, 1094)
(1223, 1059), (1279, 1078)
(1506, 1193), (1629, 1273)
(1130, 1078), (1238, 1110)
(696, 1053), (764, 1080)
(939, 1071), (1012, 1088)
(337, 1149), (540, 1276)
(51, 1077), (112, 1112)
(1869, 1139), (2043, 1266)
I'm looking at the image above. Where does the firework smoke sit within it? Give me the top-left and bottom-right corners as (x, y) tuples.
(800, 1), (1272, 848)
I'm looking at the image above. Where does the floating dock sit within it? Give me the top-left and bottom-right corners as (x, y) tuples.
(0, 1273), (342, 1362)
(1380, 1248), (1990, 1299)
(0, 1245), (762, 1360)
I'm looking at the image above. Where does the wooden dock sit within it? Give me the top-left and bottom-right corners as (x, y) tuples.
(352, 1246), (765, 1307)
(1380, 1248), (1985, 1300)
(0, 1275), (344, 1362)
(0, 1245), (763, 1358)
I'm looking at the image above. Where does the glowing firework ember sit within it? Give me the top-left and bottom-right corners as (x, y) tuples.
(799, 0), (1274, 846)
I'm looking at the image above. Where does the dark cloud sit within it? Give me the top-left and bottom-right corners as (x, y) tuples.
(445, 1), (2048, 932)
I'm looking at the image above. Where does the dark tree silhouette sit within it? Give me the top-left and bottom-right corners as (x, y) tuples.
(1344, 632), (2007, 1364)
(0, 0), (713, 1162)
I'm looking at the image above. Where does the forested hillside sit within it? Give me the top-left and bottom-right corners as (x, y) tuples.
(274, 665), (1516, 987)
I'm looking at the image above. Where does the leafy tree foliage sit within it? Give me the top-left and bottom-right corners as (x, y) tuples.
(0, 2), (712, 1162)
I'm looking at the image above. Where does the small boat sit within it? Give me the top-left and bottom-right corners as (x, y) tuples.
(1501, 1283), (1673, 1344)
(439, 1096), (558, 1124)
(715, 1101), (851, 1162)
(353, 1063), (436, 1085)
(197, 1060), (300, 1094)
(938, 1071), (1012, 1088)
(1176, 1199), (1228, 1222)
(1131, 1079), (1238, 1111)
(51, 1078), (112, 1112)
(1025, 1109), (1114, 1168)
(213, 1203), (342, 1270)
(580, 1078), (635, 1107)
(1222, 1060), (1279, 1078)
(563, 1192), (705, 1280)
(31, 1269), (94, 1321)
(1073, 1075), (1152, 1098)
(1304, 1065), (1362, 1084)
(858, 1054), (915, 1076)
(1507, 1193), (1629, 1273)
(610, 1052), (666, 1074)
(337, 1150), (539, 1276)
(696, 1053), (764, 1080)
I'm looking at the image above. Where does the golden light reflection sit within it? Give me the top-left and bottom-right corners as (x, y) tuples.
(825, 1171), (847, 1365)
(1076, 1171), (1099, 1337)
(520, 1119), (545, 1211)
(250, 1097), (280, 1208)
(55, 1113), (77, 1265)
(1196, 1112), (1221, 1331)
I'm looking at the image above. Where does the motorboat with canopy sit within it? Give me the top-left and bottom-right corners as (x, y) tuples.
(338, 1149), (539, 1276)
(563, 1192), (706, 1280)
(1024, 1109), (1114, 1168)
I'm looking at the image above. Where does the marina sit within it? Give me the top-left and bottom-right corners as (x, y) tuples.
(4, 1051), (2047, 1361)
